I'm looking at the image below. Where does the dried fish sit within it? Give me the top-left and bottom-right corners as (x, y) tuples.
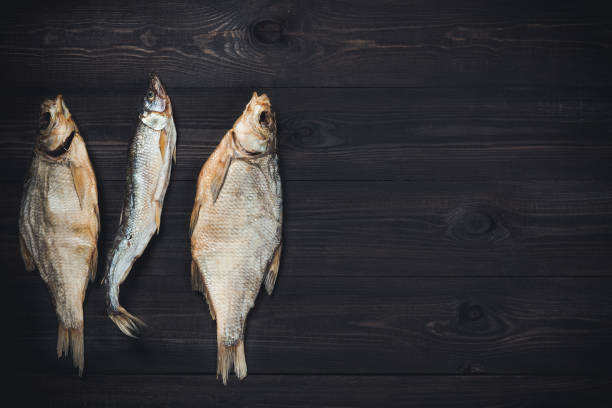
(19, 95), (99, 375)
(190, 92), (282, 384)
(105, 75), (177, 337)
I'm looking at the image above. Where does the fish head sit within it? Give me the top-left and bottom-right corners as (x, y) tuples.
(37, 95), (77, 153)
(233, 92), (277, 154)
(142, 74), (170, 115)
(139, 75), (173, 130)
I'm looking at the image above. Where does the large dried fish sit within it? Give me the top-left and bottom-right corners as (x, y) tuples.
(190, 92), (282, 384)
(105, 75), (177, 337)
(19, 95), (99, 375)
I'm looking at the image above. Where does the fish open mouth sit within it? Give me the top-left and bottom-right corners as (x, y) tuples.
(39, 111), (51, 130)
(150, 74), (167, 99)
(259, 110), (273, 129)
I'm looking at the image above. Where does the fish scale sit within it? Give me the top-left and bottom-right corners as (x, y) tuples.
(201, 157), (281, 343)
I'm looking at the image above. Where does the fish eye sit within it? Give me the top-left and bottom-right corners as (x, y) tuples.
(147, 90), (155, 101)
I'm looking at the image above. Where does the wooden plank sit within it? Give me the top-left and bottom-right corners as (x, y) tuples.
(3, 1), (611, 404)
(2, 1), (612, 88)
(14, 276), (612, 374)
(14, 374), (612, 408)
(4, 180), (611, 278)
(1, 88), (612, 182)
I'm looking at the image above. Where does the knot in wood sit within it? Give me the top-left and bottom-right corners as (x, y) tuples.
(446, 204), (508, 246)
(252, 20), (283, 44)
(460, 303), (484, 322)
(463, 210), (492, 236)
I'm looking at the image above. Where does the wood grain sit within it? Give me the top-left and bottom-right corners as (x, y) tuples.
(3, 0), (612, 404)
(1, 88), (611, 182)
(3, 180), (611, 278)
(15, 276), (612, 374)
(2, 1), (612, 89)
(15, 374), (612, 408)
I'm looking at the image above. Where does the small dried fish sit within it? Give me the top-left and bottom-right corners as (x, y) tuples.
(105, 75), (177, 337)
(190, 92), (282, 384)
(19, 95), (99, 375)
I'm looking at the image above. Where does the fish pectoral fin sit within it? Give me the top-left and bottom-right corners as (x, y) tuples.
(151, 126), (175, 229)
(172, 143), (177, 164)
(19, 234), (35, 271)
(159, 129), (167, 160)
(210, 155), (232, 204)
(70, 163), (92, 210)
(264, 243), (282, 295)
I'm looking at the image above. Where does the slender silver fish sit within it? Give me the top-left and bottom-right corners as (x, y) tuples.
(105, 75), (177, 337)
(190, 92), (282, 384)
(19, 95), (99, 375)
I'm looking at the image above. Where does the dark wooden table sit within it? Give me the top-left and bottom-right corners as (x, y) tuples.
(3, 1), (612, 406)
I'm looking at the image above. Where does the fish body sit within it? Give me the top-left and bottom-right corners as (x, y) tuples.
(19, 95), (99, 375)
(190, 92), (282, 384)
(105, 75), (176, 337)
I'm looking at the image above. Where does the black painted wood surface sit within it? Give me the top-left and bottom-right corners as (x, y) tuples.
(3, 1), (612, 406)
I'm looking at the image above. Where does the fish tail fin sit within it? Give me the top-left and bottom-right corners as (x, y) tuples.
(264, 244), (282, 295)
(57, 323), (84, 376)
(217, 340), (247, 385)
(105, 240), (146, 337)
(191, 260), (216, 320)
(108, 306), (147, 338)
(89, 246), (98, 282)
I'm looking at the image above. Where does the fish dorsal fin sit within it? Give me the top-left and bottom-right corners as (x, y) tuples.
(154, 202), (161, 234)
(19, 234), (35, 272)
(140, 111), (168, 131)
(189, 203), (200, 236)
(168, 118), (177, 164)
